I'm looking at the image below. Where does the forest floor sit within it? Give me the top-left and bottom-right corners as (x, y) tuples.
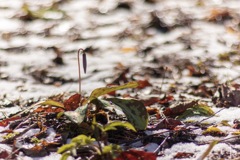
(0, 0), (240, 159)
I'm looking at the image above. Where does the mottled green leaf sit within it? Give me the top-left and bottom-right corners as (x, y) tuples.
(86, 81), (138, 104)
(103, 121), (136, 132)
(102, 98), (148, 130)
(177, 103), (214, 119)
(64, 104), (88, 124)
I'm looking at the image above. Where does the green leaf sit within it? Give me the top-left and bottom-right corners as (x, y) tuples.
(86, 81), (138, 104)
(103, 121), (136, 132)
(57, 143), (76, 154)
(60, 152), (71, 160)
(102, 144), (122, 154)
(177, 103), (214, 119)
(102, 98), (148, 130)
(40, 99), (64, 108)
(71, 135), (95, 145)
(64, 104), (88, 124)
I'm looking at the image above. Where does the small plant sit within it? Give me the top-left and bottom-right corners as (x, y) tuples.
(41, 48), (149, 159)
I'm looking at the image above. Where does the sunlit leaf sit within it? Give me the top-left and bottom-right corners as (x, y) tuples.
(177, 103), (214, 119)
(60, 152), (71, 160)
(57, 143), (75, 154)
(40, 99), (64, 108)
(197, 140), (218, 160)
(102, 144), (121, 154)
(64, 104), (88, 124)
(232, 131), (240, 135)
(102, 98), (148, 130)
(86, 81), (139, 104)
(202, 126), (226, 137)
(103, 121), (136, 132)
(71, 135), (95, 145)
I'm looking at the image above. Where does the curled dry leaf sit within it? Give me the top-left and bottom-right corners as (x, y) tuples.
(212, 83), (240, 107)
(142, 95), (174, 106)
(148, 118), (183, 130)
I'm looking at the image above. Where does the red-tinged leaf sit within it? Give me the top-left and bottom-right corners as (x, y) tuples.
(174, 152), (194, 158)
(163, 100), (198, 118)
(21, 145), (49, 157)
(148, 118), (183, 130)
(142, 95), (174, 106)
(0, 150), (9, 159)
(146, 107), (159, 115)
(64, 93), (81, 111)
(0, 116), (21, 127)
(115, 150), (156, 160)
(137, 79), (152, 89)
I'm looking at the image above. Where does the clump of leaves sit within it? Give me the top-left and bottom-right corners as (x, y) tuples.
(57, 117), (136, 160)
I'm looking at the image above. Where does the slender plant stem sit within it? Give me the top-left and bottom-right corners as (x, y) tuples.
(78, 48), (84, 94)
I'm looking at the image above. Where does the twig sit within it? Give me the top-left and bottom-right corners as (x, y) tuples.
(154, 135), (169, 154)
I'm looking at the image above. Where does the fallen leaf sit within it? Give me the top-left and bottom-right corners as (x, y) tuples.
(0, 116), (21, 127)
(208, 8), (232, 22)
(174, 152), (194, 158)
(212, 83), (240, 107)
(21, 145), (49, 157)
(177, 103), (214, 119)
(64, 93), (81, 111)
(148, 118), (183, 130)
(142, 95), (174, 106)
(0, 150), (9, 159)
(202, 126), (226, 137)
(163, 100), (198, 118)
(137, 79), (152, 89)
(115, 150), (156, 160)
